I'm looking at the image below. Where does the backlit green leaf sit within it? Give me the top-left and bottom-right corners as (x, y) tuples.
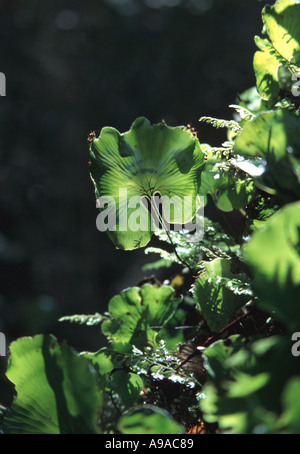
(101, 284), (182, 352)
(243, 201), (300, 331)
(263, 0), (300, 64)
(89, 117), (205, 250)
(253, 37), (282, 101)
(2, 335), (102, 434)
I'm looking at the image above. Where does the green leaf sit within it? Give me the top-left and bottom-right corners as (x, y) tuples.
(236, 86), (273, 115)
(156, 307), (186, 349)
(109, 371), (144, 407)
(1, 335), (102, 434)
(242, 192), (280, 232)
(234, 109), (300, 201)
(200, 334), (300, 434)
(101, 284), (182, 352)
(253, 37), (282, 101)
(243, 201), (300, 332)
(202, 335), (247, 386)
(262, 0), (300, 64)
(193, 259), (251, 332)
(118, 405), (184, 434)
(278, 377), (300, 433)
(213, 175), (255, 212)
(253, 0), (300, 101)
(83, 348), (144, 407)
(80, 348), (116, 389)
(89, 117), (205, 250)
(198, 147), (255, 212)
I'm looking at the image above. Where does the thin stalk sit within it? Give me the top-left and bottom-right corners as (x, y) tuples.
(150, 197), (193, 273)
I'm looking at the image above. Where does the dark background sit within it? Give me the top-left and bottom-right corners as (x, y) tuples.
(0, 0), (267, 358)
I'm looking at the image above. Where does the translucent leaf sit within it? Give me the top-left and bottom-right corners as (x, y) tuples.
(236, 86), (273, 115)
(80, 348), (116, 389)
(89, 117), (205, 250)
(243, 201), (300, 332)
(262, 0), (300, 64)
(1, 335), (102, 434)
(101, 284), (182, 352)
(253, 37), (282, 101)
(253, 0), (300, 101)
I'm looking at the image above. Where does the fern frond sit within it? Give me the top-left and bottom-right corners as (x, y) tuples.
(199, 116), (242, 133)
(59, 313), (107, 326)
(229, 104), (255, 122)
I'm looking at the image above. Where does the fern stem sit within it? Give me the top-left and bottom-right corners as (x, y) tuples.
(150, 197), (194, 273)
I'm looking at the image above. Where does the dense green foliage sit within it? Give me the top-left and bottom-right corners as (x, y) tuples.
(1, 0), (300, 434)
